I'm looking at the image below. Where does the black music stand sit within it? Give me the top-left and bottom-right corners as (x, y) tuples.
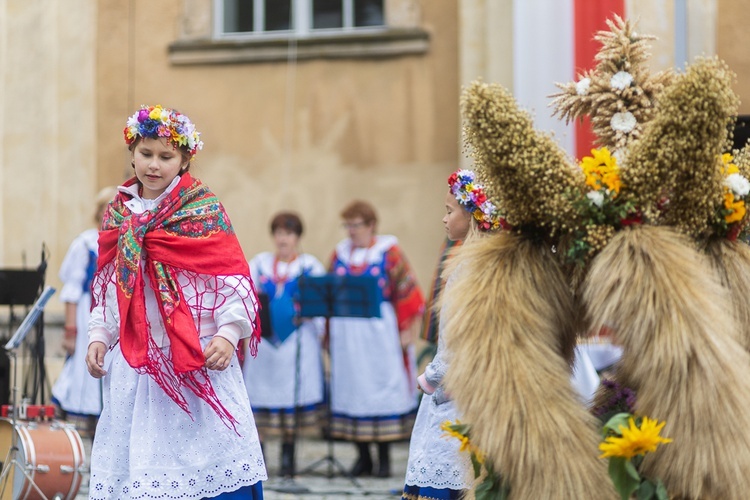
(256, 292), (273, 342)
(296, 274), (381, 488)
(0, 270), (43, 308)
(0, 269), (45, 407)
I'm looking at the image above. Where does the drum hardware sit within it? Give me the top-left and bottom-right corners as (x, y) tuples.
(0, 288), (83, 500)
(23, 465), (48, 474)
(0, 355), (57, 499)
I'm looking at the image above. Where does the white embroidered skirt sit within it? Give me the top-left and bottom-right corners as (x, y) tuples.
(88, 341), (267, 499)
(403, 393), (472, 491)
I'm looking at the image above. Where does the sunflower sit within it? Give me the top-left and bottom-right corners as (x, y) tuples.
(599, 416), (673, 459)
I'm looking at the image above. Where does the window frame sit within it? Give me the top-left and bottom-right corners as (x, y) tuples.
(213, 0), (388, 40)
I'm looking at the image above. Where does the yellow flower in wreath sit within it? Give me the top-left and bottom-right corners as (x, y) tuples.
(725, 192), (746, 224)
(581, 147), (621, 194)
(599, 416), (673, 459)
(722, 153), (740, 175)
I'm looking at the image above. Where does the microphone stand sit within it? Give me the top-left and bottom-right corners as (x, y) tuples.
(272, 319), (310, 494)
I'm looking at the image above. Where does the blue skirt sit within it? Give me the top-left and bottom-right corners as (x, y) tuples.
(402, 484), (462, 499)
(207, 482), (263, 499)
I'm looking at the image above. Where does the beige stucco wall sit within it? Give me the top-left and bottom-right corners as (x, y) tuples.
(0, 1), (97, 315)
(2, 0), (747, 320)
(94, 0), (460, 293)
(629, 0), (750, 114)
(718, 0), (750, 114)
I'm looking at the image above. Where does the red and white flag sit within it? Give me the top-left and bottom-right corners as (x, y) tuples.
(512, 0), (625, 160)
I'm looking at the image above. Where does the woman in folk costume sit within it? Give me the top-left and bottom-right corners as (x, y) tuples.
(242, 211), (325, 478)
(402, 169), (503, 500)
(85, 105), (266, 499)
(328, 200), (425, 478)
(52, 186), (116, 437)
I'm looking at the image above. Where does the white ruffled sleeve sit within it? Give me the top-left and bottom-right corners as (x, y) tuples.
(58, 234), (90, 304)
(211, 275), (259, 341)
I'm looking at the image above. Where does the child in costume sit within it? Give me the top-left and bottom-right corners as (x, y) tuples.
(85, 105), (266, 499)
(402, 169), (502, 500)
(242, 211), (325, 478)
(328, 200), (425, 478)
(52, 186), (116, 437)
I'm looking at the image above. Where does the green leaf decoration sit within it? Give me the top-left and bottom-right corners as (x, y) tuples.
(655, 480), (669, 500)
(609, 456), (641, 500)
(474, 464), (510, 500)
(470, 453), (482, 478)
(637, 479), (656, 500)
(602, 412), (632, 437)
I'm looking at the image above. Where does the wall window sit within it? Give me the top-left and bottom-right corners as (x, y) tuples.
(218, 0), (385, 37)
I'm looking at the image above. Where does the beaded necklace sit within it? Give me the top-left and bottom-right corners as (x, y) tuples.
(346, 239), (376, 276)
(272, 254), (297, 295)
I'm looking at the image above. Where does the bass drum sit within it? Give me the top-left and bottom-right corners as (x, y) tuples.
(0, 419), (84, 500)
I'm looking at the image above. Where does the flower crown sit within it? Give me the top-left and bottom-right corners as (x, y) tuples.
(124, 105), (204, 158)
(448, 169), (503, 231)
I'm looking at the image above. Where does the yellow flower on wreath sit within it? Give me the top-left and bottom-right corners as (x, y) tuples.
(440, 420), (471, 452)
(580, 147), (622, 195)
(725, 192), (746, 224)
(599, 416), (673, 459)
(441, 420), (485, 463)
(721, 153), (739, 176)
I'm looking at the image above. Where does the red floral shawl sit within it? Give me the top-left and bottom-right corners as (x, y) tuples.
(92, 173), (259, 429)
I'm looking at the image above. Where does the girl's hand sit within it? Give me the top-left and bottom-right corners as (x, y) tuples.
(86, 342), (108, 378)
(204, 336), (234, 371)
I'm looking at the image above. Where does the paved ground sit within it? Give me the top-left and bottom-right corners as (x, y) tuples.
(73, 434), (408, 499)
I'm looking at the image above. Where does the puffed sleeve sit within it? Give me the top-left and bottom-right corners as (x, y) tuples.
(248, 255), (262, 284)
(305, 254), (326, 277)
(303, 255), (327, 337)
(212, 275), (259, 344)
(385, 244), (425, 331)
(58, 234), (90, 304)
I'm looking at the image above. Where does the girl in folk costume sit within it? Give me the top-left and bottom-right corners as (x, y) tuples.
(85, 105), (266, 499)
(52, 186), (116, 437)
(328, 200), (425, 478)
(242, 211), (325, 478)
(402, 169), (502, 500)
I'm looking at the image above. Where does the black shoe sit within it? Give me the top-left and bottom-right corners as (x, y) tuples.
(280, 442), (295, 477)
(376, 442), (391, 478)
(350, 443), (373, 477)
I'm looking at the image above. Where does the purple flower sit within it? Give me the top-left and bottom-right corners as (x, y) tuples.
(594, 379), (636, 419)
(138, 109), (150, 122)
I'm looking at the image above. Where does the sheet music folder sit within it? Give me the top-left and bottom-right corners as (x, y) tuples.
(5, 286), (56, 351)
(298, 274), (381, 319)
